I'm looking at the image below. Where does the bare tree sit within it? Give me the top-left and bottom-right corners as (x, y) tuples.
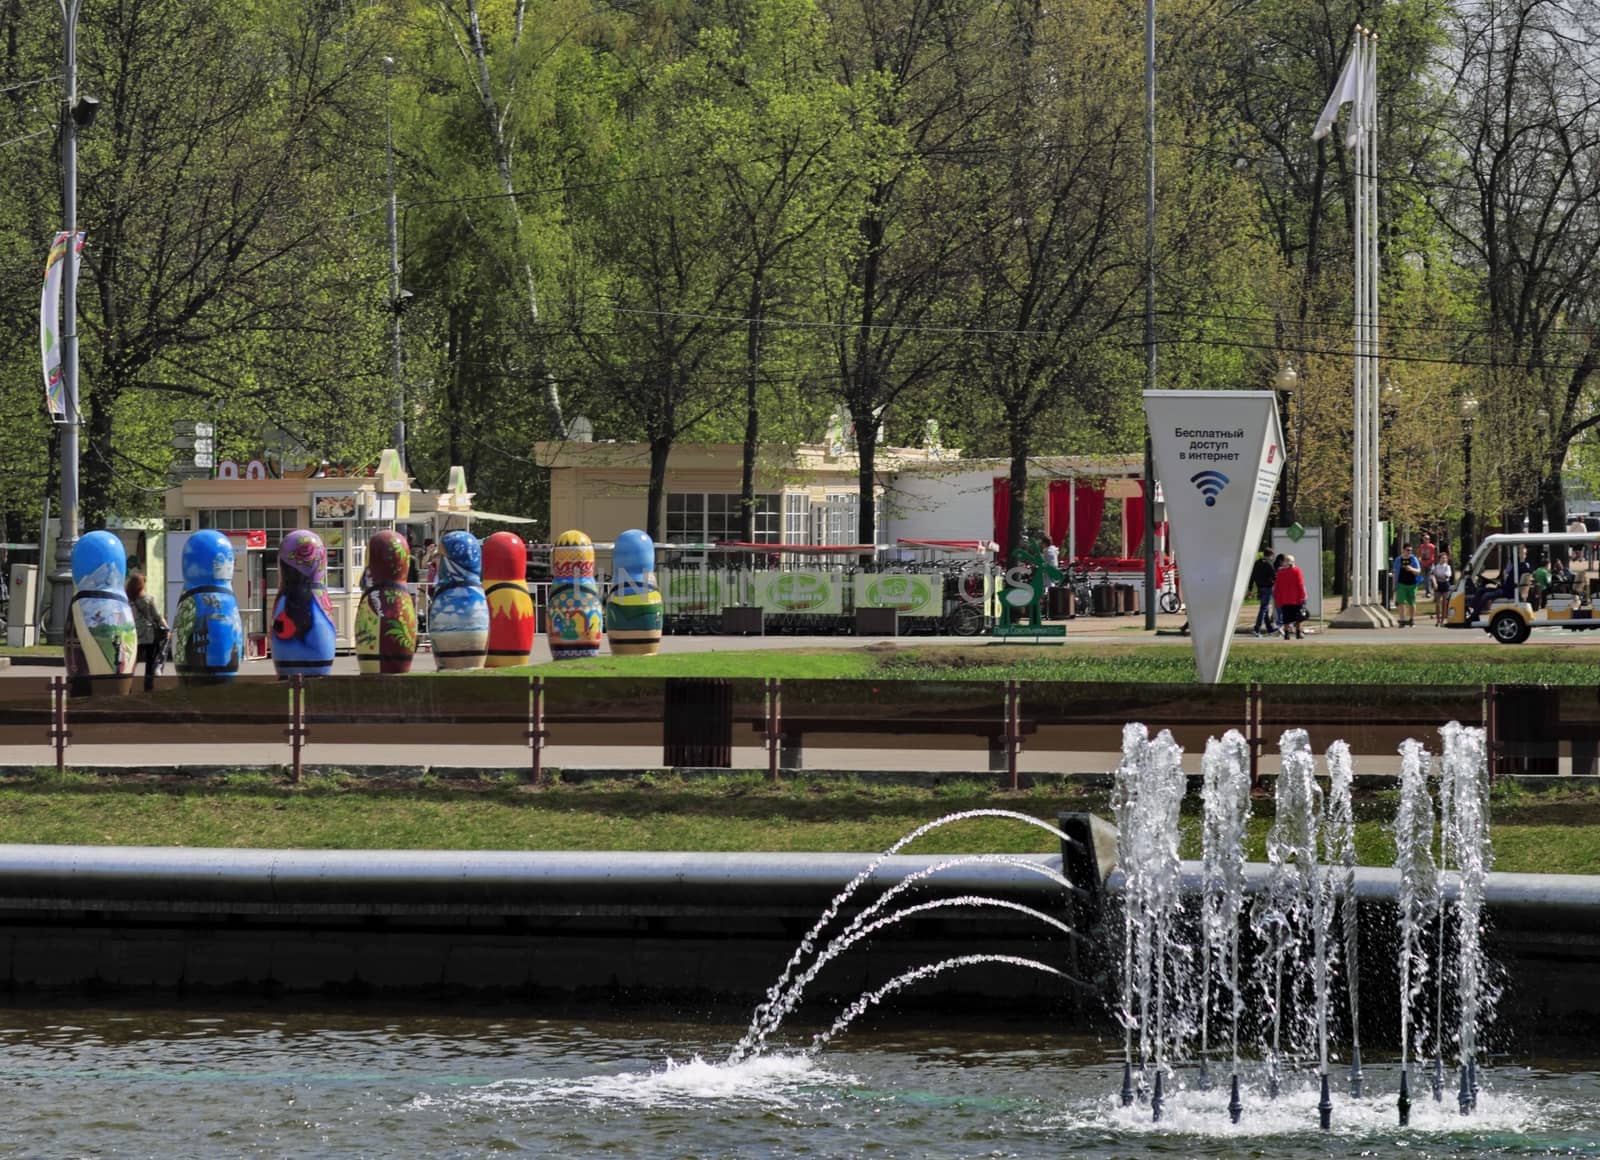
(1434, 0), (1600, 537)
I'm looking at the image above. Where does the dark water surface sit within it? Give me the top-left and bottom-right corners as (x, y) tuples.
(0, 1003), (1594, 1158)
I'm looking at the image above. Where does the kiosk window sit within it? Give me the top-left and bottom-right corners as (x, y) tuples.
(198, 508), (298, 591)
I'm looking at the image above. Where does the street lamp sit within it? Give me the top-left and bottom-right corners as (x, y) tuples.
(47, 0), (96, 644)
(383, 55), (408, 471)
(1273, 363), (1298, 525)
(1459, 393), (1479, 559)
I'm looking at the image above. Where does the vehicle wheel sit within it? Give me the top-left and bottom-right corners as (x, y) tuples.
(1489, 611), (1530, 644)
(951, 605), (984, 637)
(1159, 591), (1180, 614)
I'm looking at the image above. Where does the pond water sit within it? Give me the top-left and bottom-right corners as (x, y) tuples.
(2, 1004), (1596, 1158)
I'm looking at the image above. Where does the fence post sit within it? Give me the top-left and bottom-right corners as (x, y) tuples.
(764, 677), (782, 782)
(1246, 682), (1262, 790)
(1004, 679), (1021, 791)
(1483, 683), (1495, 786)
(285, 674), (306, 783)
(528, 676), (547, 785)
(49, 676), (69, 774)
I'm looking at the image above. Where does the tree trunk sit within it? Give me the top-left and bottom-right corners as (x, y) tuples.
(738, 276), (763, 543)
(854, 407), (877, 557)
(646, 434), (671, 544)
(82, 385), (119, 531)
(1007, 426), (1029, 565)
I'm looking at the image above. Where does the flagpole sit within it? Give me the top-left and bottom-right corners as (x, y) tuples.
(47, 0), (85, 646)
(1328, 25), (1393, 628)
(1352, 27), (1367, 605)
(1368, 31), (1382, 607)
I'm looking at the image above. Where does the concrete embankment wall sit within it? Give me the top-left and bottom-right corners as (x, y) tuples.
(1, 845), (1597, 1035)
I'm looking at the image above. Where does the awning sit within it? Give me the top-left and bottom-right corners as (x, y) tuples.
(464, 511), (539, 524)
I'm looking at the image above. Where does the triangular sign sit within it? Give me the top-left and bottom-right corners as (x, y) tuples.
(1144, 391), (1285, 683)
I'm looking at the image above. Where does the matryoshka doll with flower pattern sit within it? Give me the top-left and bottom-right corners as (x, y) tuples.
(355, 530), (417, 674)
(270, 529), (337, 677)
(548, 529), (604, 660)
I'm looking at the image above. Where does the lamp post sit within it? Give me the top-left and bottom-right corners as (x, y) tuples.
(383, 55), (408, 470)
(1274, 363), (1298, 526)
(47, 0), (97, 644)
(1381, 377), (1403, 580)
(1140, 0), (1157, 631)
(1459, 394), (1479, 560)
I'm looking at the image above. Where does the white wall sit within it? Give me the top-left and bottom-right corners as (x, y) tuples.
(882, 467), (996, 544)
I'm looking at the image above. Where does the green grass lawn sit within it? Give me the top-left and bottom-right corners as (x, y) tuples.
(2, 769), (1596, 873)
(521, 640), (1600, 685)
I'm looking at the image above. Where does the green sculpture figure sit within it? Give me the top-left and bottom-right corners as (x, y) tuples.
(1001, 538), (1064, 629)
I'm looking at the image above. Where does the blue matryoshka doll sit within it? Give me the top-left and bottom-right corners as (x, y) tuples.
(271, 529), (337, 677)
(430, 529), (488, 669)
(605, 529), (662, 656)
(64, 529), (138, 696)
(174, 529), (244, 683)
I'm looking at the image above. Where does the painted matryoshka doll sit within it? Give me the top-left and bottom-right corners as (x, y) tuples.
(355, 530), (417, 674)
(63, 529), (137, 696)
(173, 529), (243, 683)
(430, 529), (488, 670)
(483, 531), (534, 667)
(548, 529), (603, 660)
(271, 529), (337, 677)
(605, 528), (662, 656)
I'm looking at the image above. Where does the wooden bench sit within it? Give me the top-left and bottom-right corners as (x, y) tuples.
(754, 715), (1037, 771)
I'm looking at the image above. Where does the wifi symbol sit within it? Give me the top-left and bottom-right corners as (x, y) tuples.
(1190, 470), (1230, 507)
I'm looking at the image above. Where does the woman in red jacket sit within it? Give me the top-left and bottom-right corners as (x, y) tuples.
(1273, 554), (1309, 639)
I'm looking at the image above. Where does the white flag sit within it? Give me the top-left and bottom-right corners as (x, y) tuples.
(1312, 40), (1364, 147)
(40, 230), (70, 420)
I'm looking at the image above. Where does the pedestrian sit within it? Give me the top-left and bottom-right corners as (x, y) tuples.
(125, 571), (168, 692)
(1273, 553), (1308, 639)
(1431, 549), (1454, 626)
(1418, 534), (1438, 596)
(1250, 547), (1277, 636)
(1040, 534), (1059, 572)
(1505, 544), (1532, 600)
(1393, 543), (1421, 627)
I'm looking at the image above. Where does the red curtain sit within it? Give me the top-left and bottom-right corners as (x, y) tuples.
(1124, 494), (1144, 557)
(1073, 480), (1105, 558)
(1047, 480), (1072, 549)
(1047, 479), (1107, 558)
(992, 477), (1011, 560)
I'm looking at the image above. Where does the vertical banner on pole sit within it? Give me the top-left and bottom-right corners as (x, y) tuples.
(1145, 391), (1285, 683)
(40, 231), (72, 421)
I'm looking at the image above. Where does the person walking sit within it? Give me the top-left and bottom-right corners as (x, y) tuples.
(1273, 554), (1308, 639)
(1250, 548), (1277, 636)
(1431, 549), (1454, 626)
(1418, 534), (1438, 597)
(126, 572), (169, 692)
(1393, 543), (1421, 627)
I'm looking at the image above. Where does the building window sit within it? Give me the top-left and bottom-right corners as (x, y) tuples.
(783, 494), (808, 544)
(821, 493), (859, 545)
(666, 493), (781, 545)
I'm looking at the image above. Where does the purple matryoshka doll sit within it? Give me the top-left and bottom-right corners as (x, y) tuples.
(355, 530), (417, 674)
(430, 529), (488, 670)
(271, 529), (337, 677)
(63, 529), (137, 696)
(604, 529), (662, 655)
(548, 529), (603, 660)
(174, 529), (244, 683)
